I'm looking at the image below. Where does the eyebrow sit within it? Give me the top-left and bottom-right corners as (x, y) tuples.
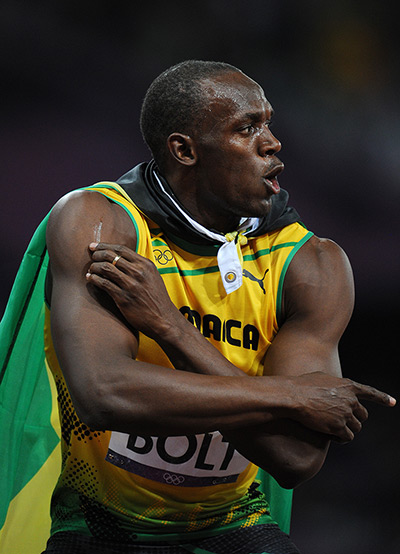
(243, 108), (274, 122)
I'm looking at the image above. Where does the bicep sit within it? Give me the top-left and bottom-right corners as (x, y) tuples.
(47, 190), (138, 416)
(265, 236), (355, 378)
(50, 278), (138, 396)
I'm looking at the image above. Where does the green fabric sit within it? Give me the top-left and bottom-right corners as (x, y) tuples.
(256, 471), (292, 535)
(0, 213), (60, 529)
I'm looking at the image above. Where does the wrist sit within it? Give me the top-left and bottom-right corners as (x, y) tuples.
(152, 311), (244, 377)
(263, 375), (299, 420)
(153, 309), (193, 346)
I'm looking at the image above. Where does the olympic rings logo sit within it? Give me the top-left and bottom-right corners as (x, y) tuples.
(153, 249), (173, 265)
(163, 472), (185, 485)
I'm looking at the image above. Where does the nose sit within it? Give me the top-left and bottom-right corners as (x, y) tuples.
(258, 128), (281, 157)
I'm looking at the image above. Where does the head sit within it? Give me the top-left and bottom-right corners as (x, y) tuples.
(141, 60), (283, 232)
(140, 60), (240, 172)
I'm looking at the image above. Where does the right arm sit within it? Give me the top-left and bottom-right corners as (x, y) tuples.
(47, 190), (306, 436)
(81, 230), (394, 444)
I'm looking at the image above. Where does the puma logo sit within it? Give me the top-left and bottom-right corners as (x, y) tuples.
(242, 268), (269, 294)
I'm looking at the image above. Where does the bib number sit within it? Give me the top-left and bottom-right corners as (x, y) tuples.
(106, 431), (250, 487)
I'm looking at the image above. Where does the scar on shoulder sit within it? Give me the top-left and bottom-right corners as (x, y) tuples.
(94, 220), (103, 242)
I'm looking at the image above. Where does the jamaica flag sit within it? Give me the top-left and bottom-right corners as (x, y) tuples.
(0, 215), (61, 554)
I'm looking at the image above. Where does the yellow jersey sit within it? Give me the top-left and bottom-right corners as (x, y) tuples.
(44, 183), (313, 542)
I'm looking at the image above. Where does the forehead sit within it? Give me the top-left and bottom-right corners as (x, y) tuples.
(198, 72), (272, 127)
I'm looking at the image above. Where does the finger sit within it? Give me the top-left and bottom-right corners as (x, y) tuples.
(89, 253), (154, 282)
(90, 249), (122, 264)
(346, 414), (363, 435)
(87, 256), (128, 278)
(352, 382), (396, 407)
(89, 243), (137, 262)
(329, 426), (355, 444)
(89, 242), (121, 252)
(86, 272), (126, 302)
(353, 403), (369, 424)
(87, 260), (130, 283)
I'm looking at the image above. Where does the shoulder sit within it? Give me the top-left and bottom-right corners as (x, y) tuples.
(48, 188), (131, 228)
(282, 235), (355, 328)
(47, 189), (137, 275)
(48, 189), (136, 245)
(288, 234), (353, 280)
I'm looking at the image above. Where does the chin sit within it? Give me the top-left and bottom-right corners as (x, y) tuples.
(244, 198), (272, 218)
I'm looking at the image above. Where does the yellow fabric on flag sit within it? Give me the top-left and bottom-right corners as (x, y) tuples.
(0, 360), (61, 554)
(0, 443), (61, 554)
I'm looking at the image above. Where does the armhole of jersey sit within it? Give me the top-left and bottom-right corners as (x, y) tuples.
(275, 231), (314, 328)
(82, 184), (141, 253)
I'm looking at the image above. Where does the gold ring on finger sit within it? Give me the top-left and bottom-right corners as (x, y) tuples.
(112, 255), (121, 266)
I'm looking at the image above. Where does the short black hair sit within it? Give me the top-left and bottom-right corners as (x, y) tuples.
(140, 60), (241, 170)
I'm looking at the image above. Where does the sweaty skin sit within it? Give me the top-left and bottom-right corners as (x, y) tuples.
(165, 73), (284, 231)
(47, 70), (395, 490)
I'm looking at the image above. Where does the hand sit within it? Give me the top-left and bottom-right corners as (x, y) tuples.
(289, 371), (396, 443)
(86, 242), (183, 339)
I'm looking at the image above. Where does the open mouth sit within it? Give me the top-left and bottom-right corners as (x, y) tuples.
(263, 164), (284, 194)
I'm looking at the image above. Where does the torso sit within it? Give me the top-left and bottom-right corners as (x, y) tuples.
(44, 184), (313, 540)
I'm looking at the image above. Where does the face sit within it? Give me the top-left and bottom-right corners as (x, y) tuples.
(189, 71), (284, 232)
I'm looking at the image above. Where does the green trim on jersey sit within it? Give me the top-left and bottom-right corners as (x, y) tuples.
(83, 184), (140, 252)
(275, 231), (313, 326)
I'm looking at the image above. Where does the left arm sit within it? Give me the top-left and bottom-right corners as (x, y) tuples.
(85, 237), (379, 488)
(222, 236), (356, 487)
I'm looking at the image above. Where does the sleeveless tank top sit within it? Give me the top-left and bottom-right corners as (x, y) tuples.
(44, 183), (313, 541)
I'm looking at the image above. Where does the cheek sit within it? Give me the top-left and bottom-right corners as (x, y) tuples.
(215, 156), (253, 178)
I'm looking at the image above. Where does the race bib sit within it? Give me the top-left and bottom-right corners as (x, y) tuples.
(106, 431), (250, 487)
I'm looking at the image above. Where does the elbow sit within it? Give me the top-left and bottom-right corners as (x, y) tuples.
(267, 454), (326, 490)
(72, 395), (113, 431)
(77, 404), (113, 432)
(65, 363), (157, 433)
(273, 467), (313, 490)
(70, 384), (136, 432)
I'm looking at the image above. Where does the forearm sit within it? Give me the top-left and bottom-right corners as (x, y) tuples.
(152, 316), (331, 483)
(223, 420), (330, 489)
(155, 314), (245, 377)
(52, 315), (290, 436)
(111, 366), (282, 436)
(155, 315), (334, 486)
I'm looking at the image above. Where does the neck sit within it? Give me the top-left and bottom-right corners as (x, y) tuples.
(163, 167), (241, 233)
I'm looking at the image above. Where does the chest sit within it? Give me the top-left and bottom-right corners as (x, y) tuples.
(137, 231), (283, 376)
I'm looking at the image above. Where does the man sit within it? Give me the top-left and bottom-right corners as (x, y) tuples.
(29, 61), (394, 553)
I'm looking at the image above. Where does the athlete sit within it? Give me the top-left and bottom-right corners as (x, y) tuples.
(42, 61), (395, 553)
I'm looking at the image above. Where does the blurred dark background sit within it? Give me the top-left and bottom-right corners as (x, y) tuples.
(1, 0), (398, 552)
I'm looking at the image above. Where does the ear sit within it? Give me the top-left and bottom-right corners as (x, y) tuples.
(167, 133), (198, 166)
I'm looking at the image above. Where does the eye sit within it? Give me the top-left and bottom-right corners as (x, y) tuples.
(240, 124), (255, 134)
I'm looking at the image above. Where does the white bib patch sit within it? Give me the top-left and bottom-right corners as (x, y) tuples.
(106, 431), (250, 487)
